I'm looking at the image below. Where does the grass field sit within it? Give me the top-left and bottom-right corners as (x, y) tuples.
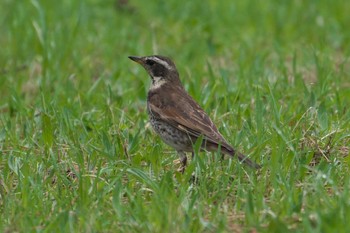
(1, 0), (350, 232)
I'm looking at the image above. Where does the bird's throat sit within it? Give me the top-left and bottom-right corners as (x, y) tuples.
(150, 76), (167, 90)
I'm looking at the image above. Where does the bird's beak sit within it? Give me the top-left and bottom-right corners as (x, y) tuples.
(128, 56), (143, 64)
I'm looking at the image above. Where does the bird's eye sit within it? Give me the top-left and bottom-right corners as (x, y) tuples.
(146, 60), (155, 66)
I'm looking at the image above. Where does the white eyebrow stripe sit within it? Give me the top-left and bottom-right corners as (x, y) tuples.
(148, 57), (174, 70)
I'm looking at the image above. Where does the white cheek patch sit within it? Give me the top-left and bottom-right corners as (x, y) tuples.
(150, 76), (167, 90)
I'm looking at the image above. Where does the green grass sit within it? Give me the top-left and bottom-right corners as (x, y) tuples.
(1, 0), (350, 232)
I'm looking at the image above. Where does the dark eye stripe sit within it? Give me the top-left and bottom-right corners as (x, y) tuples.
(146, 60), (156, 66)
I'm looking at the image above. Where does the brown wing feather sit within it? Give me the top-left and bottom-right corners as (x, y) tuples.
(148, 85), (231, 148)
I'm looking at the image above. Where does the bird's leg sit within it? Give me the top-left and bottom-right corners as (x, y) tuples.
(221, 152), (225, 161)
(176, 151), (187, 173)
(220, 153), (225, 172)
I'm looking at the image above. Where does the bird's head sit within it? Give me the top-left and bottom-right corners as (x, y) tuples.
(129, 55), (181, 88)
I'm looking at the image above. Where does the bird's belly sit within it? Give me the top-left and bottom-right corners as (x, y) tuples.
(149, 117), (193, 152)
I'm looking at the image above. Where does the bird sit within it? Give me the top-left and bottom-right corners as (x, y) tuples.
(128, 55), (261, 172)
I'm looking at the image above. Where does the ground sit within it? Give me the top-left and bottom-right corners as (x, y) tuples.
(1, 0), (350, 232)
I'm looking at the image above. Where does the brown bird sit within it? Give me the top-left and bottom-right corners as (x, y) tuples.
(129, 55), (261, 172)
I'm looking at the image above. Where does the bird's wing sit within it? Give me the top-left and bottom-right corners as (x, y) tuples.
(148, 86), (231, 148)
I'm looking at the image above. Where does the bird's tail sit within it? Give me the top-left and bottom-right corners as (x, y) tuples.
(223, 147), (261, 169)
